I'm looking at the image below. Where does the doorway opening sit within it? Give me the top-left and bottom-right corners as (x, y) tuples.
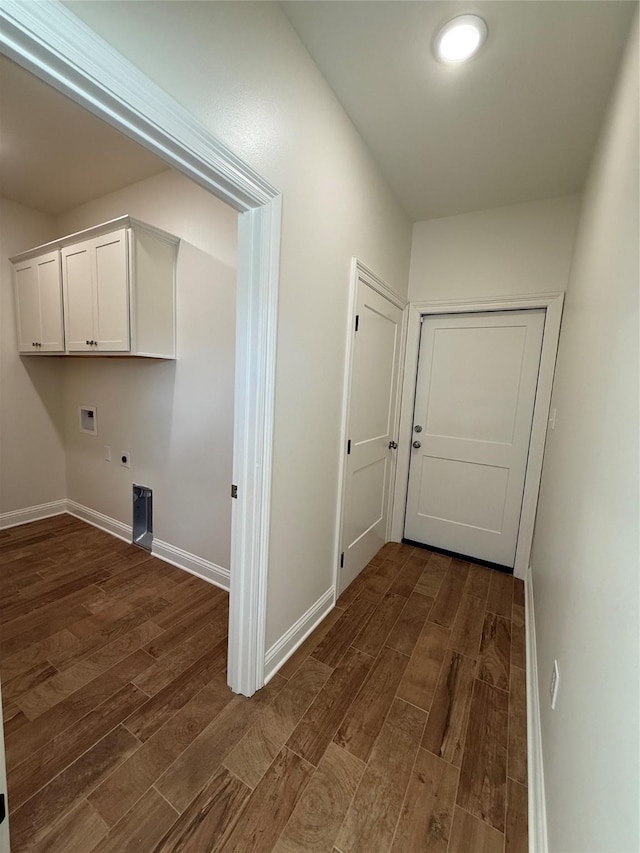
(1, 0), (282, 699)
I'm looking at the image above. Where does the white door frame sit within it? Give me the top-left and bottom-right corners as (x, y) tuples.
(333, 259), (408, 596)
(391, 292), (564, 581)
(0, 0), (281, 696)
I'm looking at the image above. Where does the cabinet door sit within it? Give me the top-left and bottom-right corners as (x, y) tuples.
(37, 252), (64, 352)
(62, 240), (95, 351)
(13, 259), (42, 353)
(94, 230), (130, 352)
(13, 252), (64, 354)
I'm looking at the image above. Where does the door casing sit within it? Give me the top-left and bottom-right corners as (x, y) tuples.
(334, 259), (408, 598)
(391, 292), (564, 581)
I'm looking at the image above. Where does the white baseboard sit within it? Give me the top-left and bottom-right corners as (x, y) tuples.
(151, 538), (229, 592)
(263, 586), (335, 684)
(66, 500), (132, 543)
(0, 499), (67, 530)
(11, 498), (230, 593)
(525, 565), (548, 853)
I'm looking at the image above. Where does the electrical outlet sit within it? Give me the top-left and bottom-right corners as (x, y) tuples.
(104, 446), (111, 462)
(120, 452), (131, 468)
(550, 660), (560, 709)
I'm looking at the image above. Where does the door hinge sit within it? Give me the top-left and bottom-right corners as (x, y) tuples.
(340, 552), (344, 568)
(0, 793), (5, 824)
(354, 314), (359, 332)
(231, 484), (238, 499)
(347, 439), (351, 455)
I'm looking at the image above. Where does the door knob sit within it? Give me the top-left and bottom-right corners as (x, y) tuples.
(388, 441), (398, 450)
(412, 440), (422, 449)
(414, 425), (423, 433)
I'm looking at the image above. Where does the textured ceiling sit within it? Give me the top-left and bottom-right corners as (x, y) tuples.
(0, 55), (168, 216)
(282, 1), (637, 221)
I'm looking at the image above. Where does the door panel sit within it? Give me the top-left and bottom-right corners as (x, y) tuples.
(405, 310), (545, 567)
(417, 456), (509, 532)
(351, 304), (398, 439)
(346, 456), (387, 544)
(63, 241), (94, 351)
(14, 261), (41, 352)
(95, 230), (129, 351)
(425, 325), (527, 444)
(38, 253), (64, 351)
(340, 281), (403, 593)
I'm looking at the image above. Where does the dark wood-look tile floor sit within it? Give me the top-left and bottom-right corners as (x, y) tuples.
(0, 517), (528, 852)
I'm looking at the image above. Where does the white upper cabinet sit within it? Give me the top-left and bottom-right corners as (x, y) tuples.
(11, 216), (178, 358)
(62, 229), (129, 352)
(13, 250), (65, 353)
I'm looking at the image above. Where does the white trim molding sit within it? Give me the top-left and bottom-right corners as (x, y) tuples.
(263, 587), (334, 684)
(67, 500), (131, 543)
(353, 258), (408, 311)
(390, 291), (564, 580)
(525, 565), (549, 853)
(152, 539), (229, 593)
(0, 500), (67, 530)
(0, 0), (281, 695)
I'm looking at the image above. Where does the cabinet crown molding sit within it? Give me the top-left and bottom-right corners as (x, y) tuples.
(10, 215), (179, 263)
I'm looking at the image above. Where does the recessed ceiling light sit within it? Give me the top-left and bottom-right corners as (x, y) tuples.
(435, 15), (488, 64)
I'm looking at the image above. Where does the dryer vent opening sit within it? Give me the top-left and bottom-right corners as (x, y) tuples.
(133, 485), (153, 551)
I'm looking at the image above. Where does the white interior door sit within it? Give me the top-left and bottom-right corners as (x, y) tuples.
(339, 280), (404, 593)
(404, 309), (545, 568)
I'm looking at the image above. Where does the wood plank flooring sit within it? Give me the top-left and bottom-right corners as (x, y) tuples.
(1, 517), (528, 852)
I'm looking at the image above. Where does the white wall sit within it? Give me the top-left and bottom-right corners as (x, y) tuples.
(530, 16), (639, 853)
(0, 199), (66, 515)
(409, 194), (580, 302)
(66, 1), (412, 649)
(56, 170), (237, 569)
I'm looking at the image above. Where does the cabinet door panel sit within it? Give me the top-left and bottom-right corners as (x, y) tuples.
(38, 253), (64, 352)
(94, 230), (130, 352)
(63, 242), (94, 351)
(14, 261), (41, 352)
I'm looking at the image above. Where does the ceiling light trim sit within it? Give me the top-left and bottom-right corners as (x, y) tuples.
(435, 14), (488, 65)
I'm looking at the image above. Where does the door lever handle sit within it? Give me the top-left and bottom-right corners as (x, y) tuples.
(388, 441), (398, 450)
